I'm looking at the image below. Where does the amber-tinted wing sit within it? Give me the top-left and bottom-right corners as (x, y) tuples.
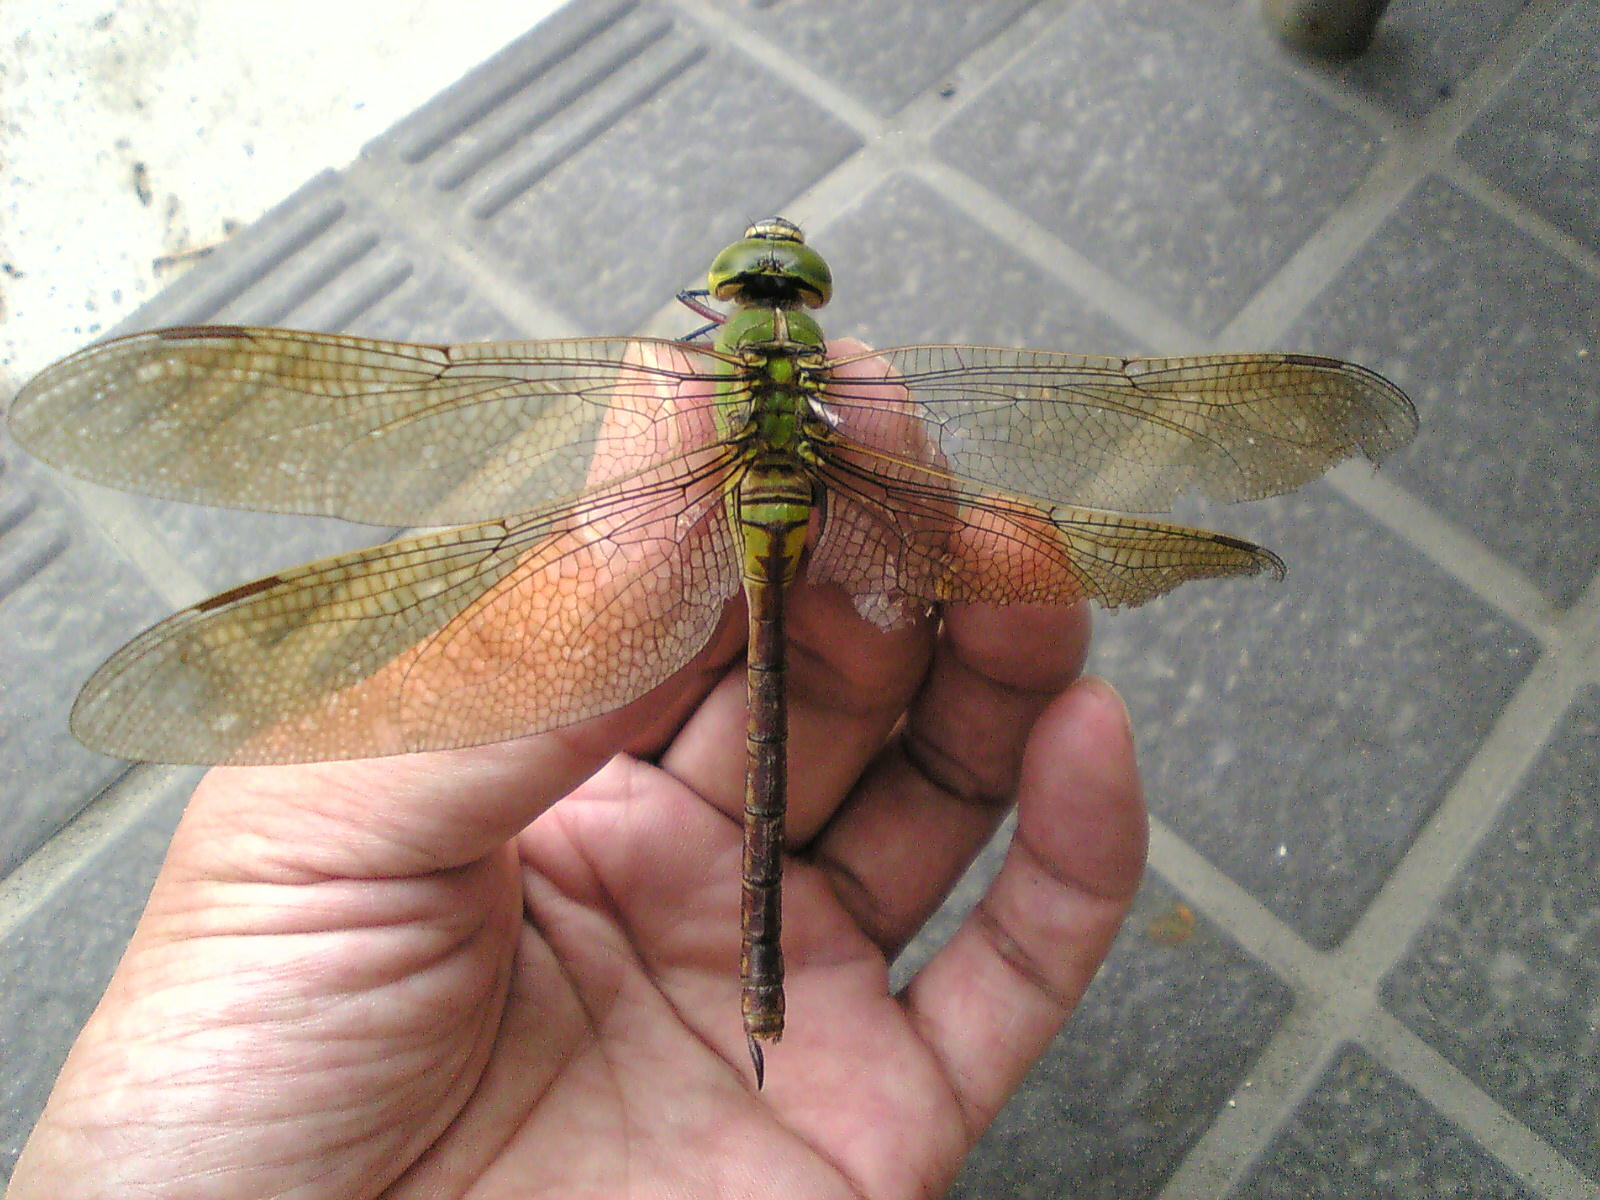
(8, 327), (738, 526)
(802, 346), (1412, 624)
(815, 347), (1417, 514)
(808, 438), (1282, 626)
(71, 447), (745, 764)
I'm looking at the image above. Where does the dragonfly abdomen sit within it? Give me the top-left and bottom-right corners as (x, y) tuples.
(734, 461), (814, 1082)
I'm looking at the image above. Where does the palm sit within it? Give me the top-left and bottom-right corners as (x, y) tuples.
(452, 765), (982, 1198)
(12, 596), (1144, 1200)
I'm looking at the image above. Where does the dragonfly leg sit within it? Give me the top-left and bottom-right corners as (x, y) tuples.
(678, 321), (721, 344)
(676, 289), (728, 341)
(676, 288), (726, 325)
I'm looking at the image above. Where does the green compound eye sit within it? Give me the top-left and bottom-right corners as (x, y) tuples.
(706, 218), (832, 308)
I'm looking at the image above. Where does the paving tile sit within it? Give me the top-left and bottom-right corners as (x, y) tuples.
(703, 0), (1037, 115)
(1265, 0), (1537, 123)
(1234, 1043), (1538, 1199)
(1382, 688), (1600, 1182)
(951, 873), (1294, 1199)
(364, 0), (863, 333)
(934, 0), (1382, 335)
(815, 174), (1131, 350)
(0, 444), (167, 875)
(1091, 486), (1535, 948)
(1459, 2), (1600, 259)
(1284, 175), (1600, 607)
(0, 770), (198, 1177)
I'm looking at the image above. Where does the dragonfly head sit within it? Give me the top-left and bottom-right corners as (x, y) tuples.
(708, 217), (833, 311)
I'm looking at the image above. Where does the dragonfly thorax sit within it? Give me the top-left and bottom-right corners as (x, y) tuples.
(714, 306), (826, 359)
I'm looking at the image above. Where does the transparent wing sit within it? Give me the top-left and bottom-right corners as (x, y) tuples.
(807, 437), (1281, 628)
(816, 346), (1417, 513)
(8, 326), (738, 525)
(72, 448), (745, 764)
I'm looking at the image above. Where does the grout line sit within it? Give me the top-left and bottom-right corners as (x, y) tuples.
(0, 765), (189, 940)
(667, 0), (1079, 145)
(1566, 570), (1600, 681)
(630, 3), (1109, 341)
(1221, 0), (1581, 347)
(1334, 649), (1578, 976)
(1328, 465), (1562, 643)
(655, 0), (1210, 353)
(1154, 997), (1354, 1198)
(1363, 1013), (1600, 1198)
(908, 159), (1201, 351)
(1145, 820), (1325, 985)
(1439, 154), (1600, 284)
(1217, 141), (1427, 349)
(1147, 629), (1586, 1188)
(663, 0), (890, 136)
(338, 167), (584, 339)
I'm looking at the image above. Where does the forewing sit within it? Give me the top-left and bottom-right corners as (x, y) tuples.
(72, 448), (745, 764)
(816, 346), (1417, 513)
(8, 327), (737, 525)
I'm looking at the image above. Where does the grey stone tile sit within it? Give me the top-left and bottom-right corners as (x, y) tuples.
(109, 173), (518, 346)
(815, 174), (1131, 351)
(0, 770), (197, 1180)
(1091, 487), (1535, 948)
(365, 1), (862, 333)
(1459, 2), (1600, 258)
(1284, 175), (1600, 607)
(934, 0), (1381, 335)
(704, 0), (1037, 115)
(0, 444), (167, 875)
(1234, 1043), (1538, 1199)
(1382, 688), (1600, 1181)
(1264, 0), (1536, 123)
(952, 873), (1294, 1199)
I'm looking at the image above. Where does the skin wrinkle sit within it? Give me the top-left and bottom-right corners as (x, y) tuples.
(778, 587), (926, 720)
(456, 902), (632, 1195)
(508, 844), (620, 1107)
(517, 771), (750, 1090)
(807, 843), (878, 948)
(898, 724), (1010, 815)
(414, 985), (554, 1199)
(810, 610), (1087, 953)
(905, 1000), (992, 1147)
(968, 893), (1078, 1018)
(806, 741), (971, 961)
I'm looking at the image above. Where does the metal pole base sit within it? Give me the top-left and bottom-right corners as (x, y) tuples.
(1261, 0), (1392, 58)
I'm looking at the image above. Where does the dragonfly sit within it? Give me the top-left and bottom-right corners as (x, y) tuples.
(7, 217), (1417, 1083)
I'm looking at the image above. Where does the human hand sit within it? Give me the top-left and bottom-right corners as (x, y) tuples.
(11, 590), (1143, 1199)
